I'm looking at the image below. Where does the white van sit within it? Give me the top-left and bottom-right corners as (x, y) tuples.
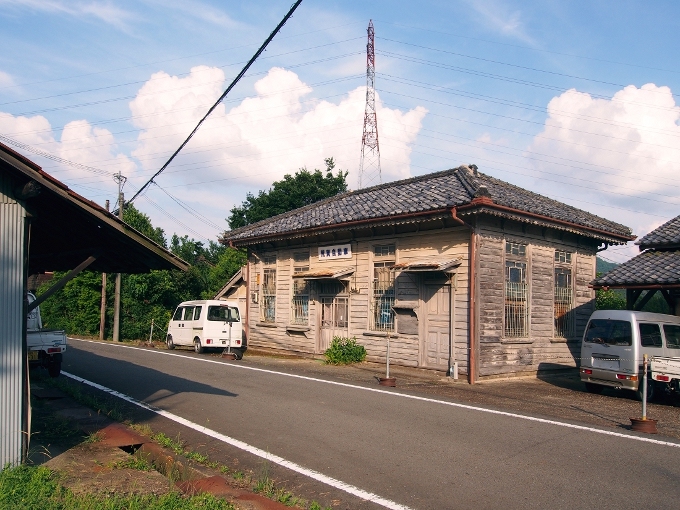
(166, 300), (245, 358)
(580, 310), (680, 400)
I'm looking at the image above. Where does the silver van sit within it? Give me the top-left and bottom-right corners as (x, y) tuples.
(580, 310), (680, 400)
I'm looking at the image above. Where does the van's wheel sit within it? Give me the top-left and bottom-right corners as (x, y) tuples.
(584, 382), (603, 394)
(233, 349), (243, 360)
(636, 378), (655, 402)
(47, 358), (61, 378)
(166, 335), (175, 350)
(194, 338), (203, 354)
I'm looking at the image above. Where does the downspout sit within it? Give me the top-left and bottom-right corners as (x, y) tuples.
(451, 208), (477, 384)
(234, 241), (249, 347)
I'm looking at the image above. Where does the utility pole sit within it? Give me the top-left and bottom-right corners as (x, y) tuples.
(358, 19), (381, 189)
(112, 171), (126, 342)
(99, 199), (109, 340)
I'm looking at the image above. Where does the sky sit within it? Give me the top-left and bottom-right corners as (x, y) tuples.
(0, 0), (679, 263)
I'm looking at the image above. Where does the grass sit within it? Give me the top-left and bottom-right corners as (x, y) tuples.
(34, 373), (333, 509)
(111, 456), (154, 472)
(0, 465), (236, 510)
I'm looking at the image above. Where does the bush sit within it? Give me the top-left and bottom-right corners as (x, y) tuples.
(324, 336), (367, 365)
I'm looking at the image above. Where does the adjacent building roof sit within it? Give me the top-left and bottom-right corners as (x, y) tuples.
(636, 214), (680, 250)
(222, 165), (633, 246)
(214, 267), (244, 300)
(0, 142), (189, 274)
(591, 250), (680, 288)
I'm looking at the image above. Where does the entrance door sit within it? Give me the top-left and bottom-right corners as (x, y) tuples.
(423, 284), (451, 370)
(319, 296), (348, 353)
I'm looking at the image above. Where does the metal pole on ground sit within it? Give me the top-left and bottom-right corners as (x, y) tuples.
(113, 172), (125, 342)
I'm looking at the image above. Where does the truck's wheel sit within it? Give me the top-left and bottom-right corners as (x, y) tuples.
(47, 358), (61, 378)
(636, 378), (656, 402)
(166, 335), (175, 350)
(194, 338), (203, 354)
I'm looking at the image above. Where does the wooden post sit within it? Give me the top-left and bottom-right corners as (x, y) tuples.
(113, 191), (123, 342)
(99, 199), (109, 341)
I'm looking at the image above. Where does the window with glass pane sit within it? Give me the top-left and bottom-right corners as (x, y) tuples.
(663, 325), (680, 349)
(262, 255), (276, 322)
(554, 266), (573, 338)
(506, 242), (526, 257)
(639, 323), (663, 347)
(505, 252), (528, 337)
(554, 250), (572, 264)
(371, 244), (396, 331)
(291, 251), (310, 325)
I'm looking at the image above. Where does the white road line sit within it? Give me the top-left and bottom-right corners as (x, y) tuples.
(61, 370), (413, 510)
(70, 337), (680, 449)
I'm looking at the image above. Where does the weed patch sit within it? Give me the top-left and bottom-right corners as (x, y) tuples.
(324, 336), (367, 365)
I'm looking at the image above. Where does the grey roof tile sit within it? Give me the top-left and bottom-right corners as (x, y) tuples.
(636, 215), (680, 249)
(591, 250), (680, 287)
(224, 166), (633, 243)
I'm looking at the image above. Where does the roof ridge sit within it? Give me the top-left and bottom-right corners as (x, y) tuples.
(224, 166), (471, 238)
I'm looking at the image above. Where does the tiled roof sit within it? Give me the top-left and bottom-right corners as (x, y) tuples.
(591, 250), (680, 287)
(223, 166), (633, 244)
(636, 215), (680, 249)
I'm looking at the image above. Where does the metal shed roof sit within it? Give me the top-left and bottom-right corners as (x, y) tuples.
(0, 142), (188, 274)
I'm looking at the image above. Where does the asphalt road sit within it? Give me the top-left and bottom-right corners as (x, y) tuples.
(64, 339), (680, 510)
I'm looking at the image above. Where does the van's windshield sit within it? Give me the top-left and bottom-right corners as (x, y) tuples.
(584, 319), (632, 346)
(207, 305), (240, 322)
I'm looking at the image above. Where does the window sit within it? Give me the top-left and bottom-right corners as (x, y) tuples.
(371, 244), (395, 331)
(505, 241), (528, 337)
(292, 251), (310, 325)
(193, 306), (202, 320)
(172, 307), (183, 321)
(208, 305), (240, 322)
(584, 319), (632, 346)
(639, 323), (662, 347)
(261, 255), (276, 322)
(182, 307), (195, 321)
(554, 251), (573, 338)
(664, 325), (680, 349)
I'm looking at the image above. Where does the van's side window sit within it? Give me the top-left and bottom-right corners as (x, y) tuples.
(194, 307), (202, 320)
(664, 325), (680, 349)
(173, 308), (183, 321)
(183, 307), (195, 321)
(639, 323), (663, 347)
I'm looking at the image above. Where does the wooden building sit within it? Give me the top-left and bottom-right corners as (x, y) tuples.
(222, 165), (633, 382)
(592, 214), (680, 315)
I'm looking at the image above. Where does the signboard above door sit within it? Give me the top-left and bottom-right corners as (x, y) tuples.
(318, 244), (352, 261)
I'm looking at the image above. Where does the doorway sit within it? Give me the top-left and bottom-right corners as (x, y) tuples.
(423, 284), (451, 370)
(316, 280), (349, 354)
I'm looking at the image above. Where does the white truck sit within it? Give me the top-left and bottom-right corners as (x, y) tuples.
(651, 356), (680, 392)
(27, 292), (66, 377)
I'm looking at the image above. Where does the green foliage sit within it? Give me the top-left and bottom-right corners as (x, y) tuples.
(227, 157), (348, 229)
(324, 336), (367, 365)
(37, 203), (246, 341)
(595, 288), (626, 310)
(0, 465), (236, 509)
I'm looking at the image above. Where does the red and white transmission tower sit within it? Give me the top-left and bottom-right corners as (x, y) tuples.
(358, 20), (381, 189)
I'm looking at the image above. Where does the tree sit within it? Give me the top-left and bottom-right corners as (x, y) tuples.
(227, 157), (348, 229)
(38, 204), (246, 340)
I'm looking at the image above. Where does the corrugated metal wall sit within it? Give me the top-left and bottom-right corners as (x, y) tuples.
(0, 172), (27, 467)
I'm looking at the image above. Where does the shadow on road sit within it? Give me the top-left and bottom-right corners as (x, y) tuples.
(64, 349), (239, 404)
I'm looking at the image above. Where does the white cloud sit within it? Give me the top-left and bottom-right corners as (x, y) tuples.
(527, 83), (680, 261)
(464, 0), (535, 45)
(0, 0), (134, 30)
(0, 111), (134, 181)
(129, 66), (427, 190)
(0, 70), (15, 87)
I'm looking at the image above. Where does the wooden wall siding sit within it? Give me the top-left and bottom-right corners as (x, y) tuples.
(475, 221), (597, 377)
(476, 234), (504, 345)
(530, 245), (554, 338)
(246, 227), (471, 372)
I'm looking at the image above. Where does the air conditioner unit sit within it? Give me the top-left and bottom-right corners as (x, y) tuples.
(251, 291), (259, 304)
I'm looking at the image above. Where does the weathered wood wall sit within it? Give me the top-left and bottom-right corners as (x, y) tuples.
(475, 218), (597, 377)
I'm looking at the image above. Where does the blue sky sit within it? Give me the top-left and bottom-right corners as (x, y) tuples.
(1, 0), (679, 263)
